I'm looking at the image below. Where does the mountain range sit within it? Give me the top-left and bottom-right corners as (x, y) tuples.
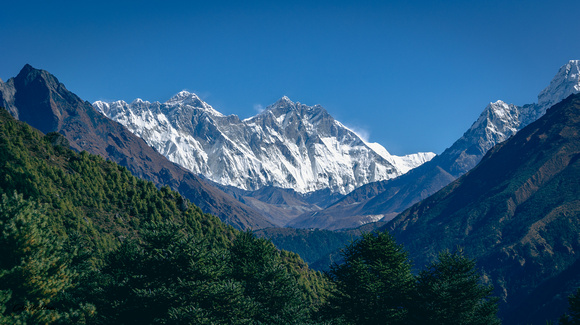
(94, 94), (434, 195)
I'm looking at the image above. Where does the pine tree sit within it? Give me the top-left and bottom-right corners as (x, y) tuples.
(411, 249), (500, 325)
(0, 192), (75, 323)
(229, 231), (314, 324)
(322, 231), (415, 325)
(92, 221), (259, 324)
(560, 288), (580, 325)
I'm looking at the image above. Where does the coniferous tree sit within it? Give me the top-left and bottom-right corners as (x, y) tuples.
(229, 231), (314, 324)
(91, 221), (240, 324)
(321, 232), (415, 325)
(560, 288), (580, 325)
(411, 249), (500, 325)
(0, 192), (93, 324)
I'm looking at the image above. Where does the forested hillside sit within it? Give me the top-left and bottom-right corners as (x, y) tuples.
(0, 109), (328, 324)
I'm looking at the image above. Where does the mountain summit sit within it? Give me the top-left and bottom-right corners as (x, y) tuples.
(95, 94), (434, 195)
(537, 59), (580, 110)
(165, 90), (224, 116)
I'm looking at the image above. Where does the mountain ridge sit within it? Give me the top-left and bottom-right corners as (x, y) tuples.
(95, 92), (434, 195)
(0, 64), (274, 230)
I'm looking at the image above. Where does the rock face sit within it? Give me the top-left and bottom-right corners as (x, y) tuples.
(0, 64), (274, 230)
(537, 60), (580, 113)
(95, 94), (434, 195)
(289, 60), (580, 230)
(384, 93), (580, 324)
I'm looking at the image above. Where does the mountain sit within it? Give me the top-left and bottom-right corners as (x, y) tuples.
(0, 107), (330, 324)
(0, 64), (273, 230)
(290, 60), (580, 230)
(383, 93), (580, 324)
(94, 94), (434, 195)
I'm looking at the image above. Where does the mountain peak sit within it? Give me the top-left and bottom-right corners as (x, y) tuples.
(537, 60), (580, 109)
(130, 98), (151, 106)
(165, 91), (223, 116)
(272, 95), (295, 107)
(20, 63), (35, 74)
(17, 64), (43, 81)
(166, 90), (201, 105)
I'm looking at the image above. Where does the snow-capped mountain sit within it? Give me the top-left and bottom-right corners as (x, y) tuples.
(446, 59), (580, 175)
(537, 59), (580, 112)
(94, 94), (434, 195)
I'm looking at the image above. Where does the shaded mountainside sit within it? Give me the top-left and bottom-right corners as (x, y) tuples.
(292, 60), (580, 230)
(0, 64), (273, 230)
(0, 108), (236, 249)
(383, 93), (580, 324)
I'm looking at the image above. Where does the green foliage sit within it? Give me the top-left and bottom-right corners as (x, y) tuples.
(88, 223), (319, 324)
(322, 232), (415, 324)
(0, 108), (235, 254)
(560, 288), (580, 325)
(88, 221), (235, 324)
(321, 233), (501, 325)
(0, 192), (94, 324)
(230, 231), (315, 324)
(411, 249), (500, 325)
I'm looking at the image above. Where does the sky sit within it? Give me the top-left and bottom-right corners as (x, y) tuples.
(1, 0), (579, 155)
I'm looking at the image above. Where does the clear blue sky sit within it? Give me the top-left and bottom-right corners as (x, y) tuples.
(1, 0), (579, 155)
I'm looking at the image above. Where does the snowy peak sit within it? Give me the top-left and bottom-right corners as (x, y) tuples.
(276, 95), (294, 106)
(165, 90), (224, 116)
(442, 60), (580, 177)
(266, 96), (317, 116)
(471, 100), (520, 134)
(538, 60), (580, 109)
(166, 90), (202, 105)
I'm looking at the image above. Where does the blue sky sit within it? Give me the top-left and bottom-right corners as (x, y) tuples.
(1, 0), (579, 155)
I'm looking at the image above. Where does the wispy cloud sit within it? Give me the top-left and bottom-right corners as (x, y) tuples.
(345, 124), (370, 142)
(253, 104), (264, 114)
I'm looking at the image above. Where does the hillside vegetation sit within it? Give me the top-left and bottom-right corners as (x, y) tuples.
(0, 108), (511, 324)
(0, 109), (328, 324)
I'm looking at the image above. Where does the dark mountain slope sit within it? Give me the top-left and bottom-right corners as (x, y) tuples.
(383, 93), (580, 324)
(289, 159), (457, 230)
(0, 64), (272, 230)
